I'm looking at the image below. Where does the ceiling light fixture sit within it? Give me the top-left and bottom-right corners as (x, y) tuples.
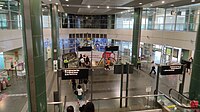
(55, 3), (58, 5)
(107, 6), (110, 9)
(139, 3), (142, 5)
(66, 0), (69, 1)
(49, 0), (51, 1)
(150, 4), (153, 6)
(162, 1), (165, 4)
(170, 4), (174, 6)
(87, 5), (90, 8)
(58, 9), (60, 12)
(67, 5), (69, 7)
(42, 9), (44, 11)
(97, 6), (100, 8)
(191, 0), (195, 2)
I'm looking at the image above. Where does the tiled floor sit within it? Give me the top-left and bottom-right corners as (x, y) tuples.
(0, 60), (184, 112)
(61, 66), (179, 111)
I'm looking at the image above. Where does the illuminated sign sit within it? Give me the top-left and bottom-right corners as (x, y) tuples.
(160, 65), (183, 75)
(62, 69), (89, 80)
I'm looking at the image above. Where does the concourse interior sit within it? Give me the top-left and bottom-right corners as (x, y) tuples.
(1, 0), (200, 112)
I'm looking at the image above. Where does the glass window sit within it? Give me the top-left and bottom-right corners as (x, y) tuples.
(176, 8), (189, 31)
(146, 8), (156, 30)
(165, 8), (176, 30)
(154, 8), (165, 30)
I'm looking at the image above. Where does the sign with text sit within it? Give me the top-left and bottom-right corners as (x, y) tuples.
(62, 69), (89, 80)
(114, 64), (134, 74)
(160, 65), (183, 75)
(105, 46), (119, 51)
(78, 46), (92, 51)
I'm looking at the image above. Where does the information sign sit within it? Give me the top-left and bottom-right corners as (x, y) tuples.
(62, 68), (89, 80)
(160, 65), (183, 75)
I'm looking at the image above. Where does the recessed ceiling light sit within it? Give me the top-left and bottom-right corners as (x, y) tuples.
(58, 9), (60, 12)
(170, 4), (174, 6)
(150, 4), (153, 6)
(139, 3), (142, 5)
(55, 3), (58, 5)
(107, 6), (109, 9)
(45, 7), (47, 9)
(97, 6), (100, 8)
(87, 5), (90, 8)
(49, 0), (51, 1)
(162, 1), (165, 4)
(67, 5), (69, 6)
(121, 12), (123, 14)
(66, 0), (69, 1)
(42, 9), (44, 11)
(0, 4), (3, 6)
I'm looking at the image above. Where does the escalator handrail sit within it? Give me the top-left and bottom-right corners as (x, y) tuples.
(159, 90), (199, 109)
(91, 94), (165, 101)
(169, 88), (191, 102)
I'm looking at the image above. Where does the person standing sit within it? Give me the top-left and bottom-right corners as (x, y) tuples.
(149, 61), (156, 75)
(85, 56), (90, 63)
(80, 57), (85, 67)
(137, 58), (141, 70)
(85, 61), (90, 68)
(79, 54), (83, 66)
(64, 58), (69, 68)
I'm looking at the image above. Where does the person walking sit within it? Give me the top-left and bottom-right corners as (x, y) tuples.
(84, 102), (95, 112)
(64, 58), (69, 68)
(66, 105), (74, 112)
(72, 79), (76, 91)
(149, 61), (156, 75)
(77, 85), (83, 101)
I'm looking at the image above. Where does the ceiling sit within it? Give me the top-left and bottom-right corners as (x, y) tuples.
(43, 0), (200, 14)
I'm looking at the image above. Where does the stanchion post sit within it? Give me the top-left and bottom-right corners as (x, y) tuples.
(120, 64), (124, 108)
(91, 69), (93, 101)
(155, 65), (160, 101)
(125, 63), (129, 107)
(180, 64), (186, 94)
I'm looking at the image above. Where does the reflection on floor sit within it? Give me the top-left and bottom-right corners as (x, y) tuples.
(0, 60), (188, 111)
(0, 75), (27, 112)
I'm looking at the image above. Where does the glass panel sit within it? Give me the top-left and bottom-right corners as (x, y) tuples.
(176, 8), (189, 31)
(155, 8), (165, 30)
(165, 8), (176, 31)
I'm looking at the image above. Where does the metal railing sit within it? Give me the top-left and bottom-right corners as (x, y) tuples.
(89, 92), (199, 112)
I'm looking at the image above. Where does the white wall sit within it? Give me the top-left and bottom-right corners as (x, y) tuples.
(0, 29), (197, 52)
(0, 30), (23, 52)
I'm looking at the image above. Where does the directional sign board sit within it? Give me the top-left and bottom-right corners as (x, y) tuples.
(105, 46), (119, 51)
(114, 64), (134, 74)
(160, 65), (183, 75)
(62, 68), (89, 80)
(78, 46), (92, 51)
